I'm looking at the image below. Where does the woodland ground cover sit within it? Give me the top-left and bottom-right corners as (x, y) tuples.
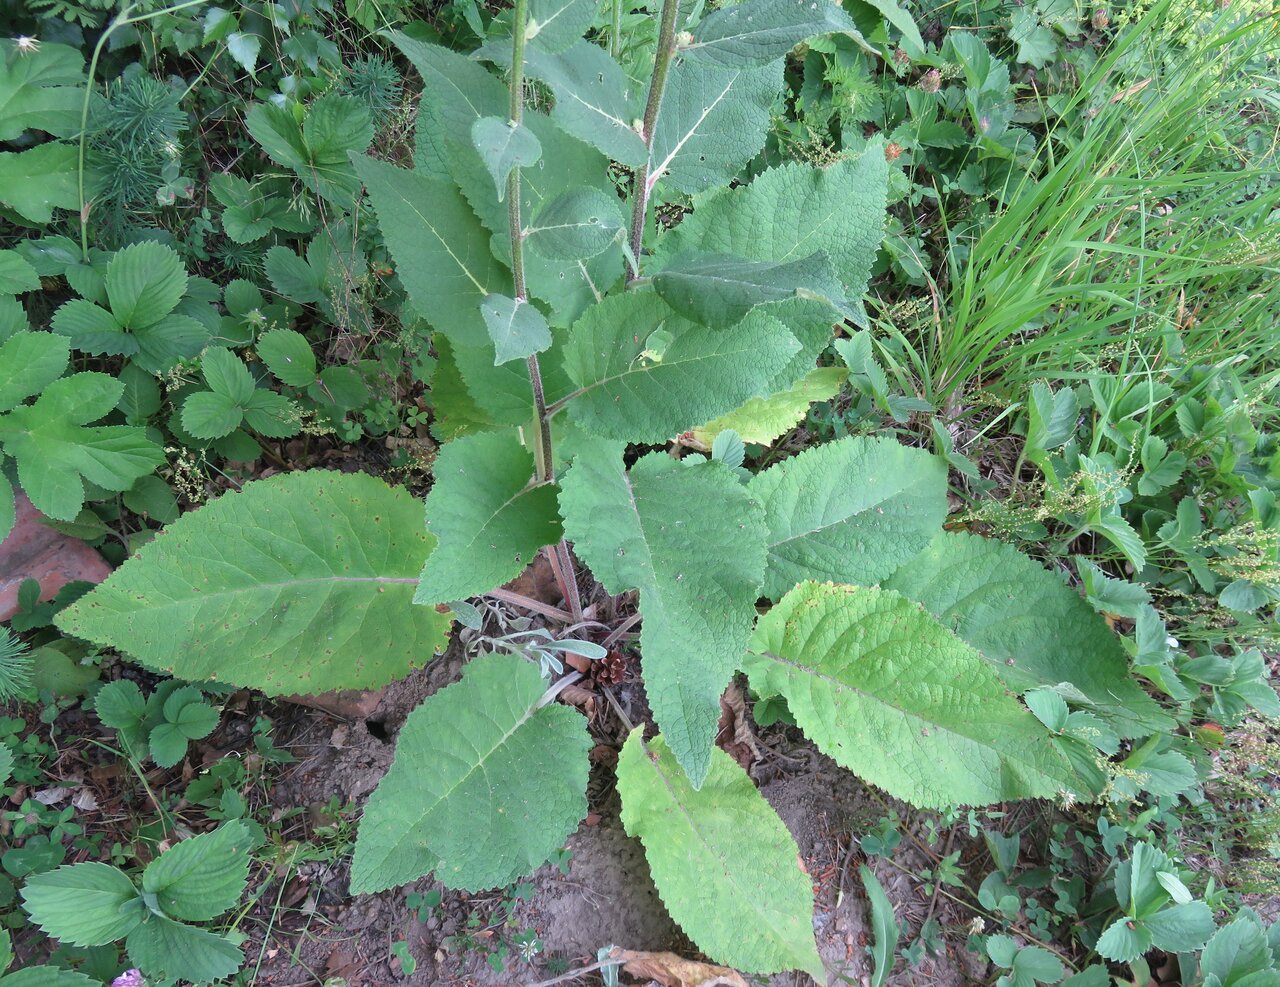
(0, 0), (1278, 984)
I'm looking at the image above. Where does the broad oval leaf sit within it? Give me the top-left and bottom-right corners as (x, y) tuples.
(561, 289), (800, 443)
(748, 435), (948, 599)
(57, 471), (451, 695)
(350, 653), (590, 893)
(352, 154), (513, 348)
(20, 862), (141, 946)
(560, 444), (767, 786)
(520, 43), (647, 166)
(527, 0), (599, 52)
(415, 431), (563, 605)
(650, 148), (889, 328)
(141, 821), (255, 922)
(652, 251), (850, 326)
(106, 241), (186, 329)
(257, 329), (318, 387)
(526, 187), (626, 261)
(881, 531), (1171, 737)
(744, 581), (1085, 807)
(125, 915), (243, 985)
(683, 0), (860, 67)
(617, 731), (823, 978)
(0, 331), (69, 411)
(648, 58), (781, 194)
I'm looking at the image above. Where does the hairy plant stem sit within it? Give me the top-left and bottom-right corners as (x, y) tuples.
(625, 0), (681, 280)
(507, 0), (582, 621)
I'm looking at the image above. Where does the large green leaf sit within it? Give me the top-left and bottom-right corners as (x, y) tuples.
(744, 581), (1084, 807)
(617, 731), (823, 977)
(246, 94), (372, 208)
(0, 41), (84, 141)
(415, 431), (563, 605)
(560, 445), (767, 786)
(388, 32), (620, 325)
(19, 863), (141, 946)
(57, 471), (451, 695)
(0, 144), (81, 224)
(651, 148), (888, 326)
(1, 967), (102, 987)
(683, 0), (859, 67)
(525, 187), (626, 261)
(350, 653), (590, 893)
(527, 0), (599, 52)
(107, 242), (187, 328)
(125, 915), (243, 985)
(882, 531), (1171, 737)
(141, 821), (255, 922)
(748, 435), (948, 599)
(560, 289), (800, 443)
(521, 43), (647, 166)
(0, 373), (164, 522)
(648, 58), (782, 193)
(0, 331), (70, 411)
(652, 251), (849, 326)
(352, 154), (512, 348)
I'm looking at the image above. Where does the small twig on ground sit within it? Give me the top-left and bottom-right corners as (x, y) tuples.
(486, 587), (573, 623)
(525, 957), (622, 987)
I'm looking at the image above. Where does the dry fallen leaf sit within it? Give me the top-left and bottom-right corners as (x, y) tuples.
(608, 947), (748, 987)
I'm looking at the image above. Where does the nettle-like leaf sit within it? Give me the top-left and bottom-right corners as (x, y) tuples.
(647, 57), (782, 193)
(125, 915), (243, 985)
(560, 289), (800, 443)
(882, 531), (1171, 737)
(527, 0), (600, 52)
(744, 581), (1085, 807)
(20, 862), (141, 946)
(0, 40), (84, 141)
(520, 43), (647, 166)
(525, 187), (626, 261)
(617, 731), (823, 978)
(351, 653), (590, 893)
(652, 251), (850, 326)
(57, 471), (451, 695)
(0, 250), (39, 294)
(49, 242), (208, 373)
(181, 348), (300, 440)
(352, 153), (512, 348)
(0, 143), (82, 224)
(560, 443), (767, 786)
(748, 435), (948, 599)
(246, 93), (373, 208)
(142, 821), (254, 922)
(1, 965), (101, 987)
(0, 346), (164, 525)
(651, 147), (889, 329)
(209, 174), (314, 243)
(415, 431), (563, 605)
(680, 0), (859, 67)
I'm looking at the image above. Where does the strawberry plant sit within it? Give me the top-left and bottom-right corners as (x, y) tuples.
(53, 0), (1243, 977)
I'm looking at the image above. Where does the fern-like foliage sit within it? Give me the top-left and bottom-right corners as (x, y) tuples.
(0, 629), (33, 703)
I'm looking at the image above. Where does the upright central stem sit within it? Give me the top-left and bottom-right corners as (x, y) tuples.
(507, 0), (555, 485)
(626, 0), (681, 280)
(508, 0), (581, 621)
